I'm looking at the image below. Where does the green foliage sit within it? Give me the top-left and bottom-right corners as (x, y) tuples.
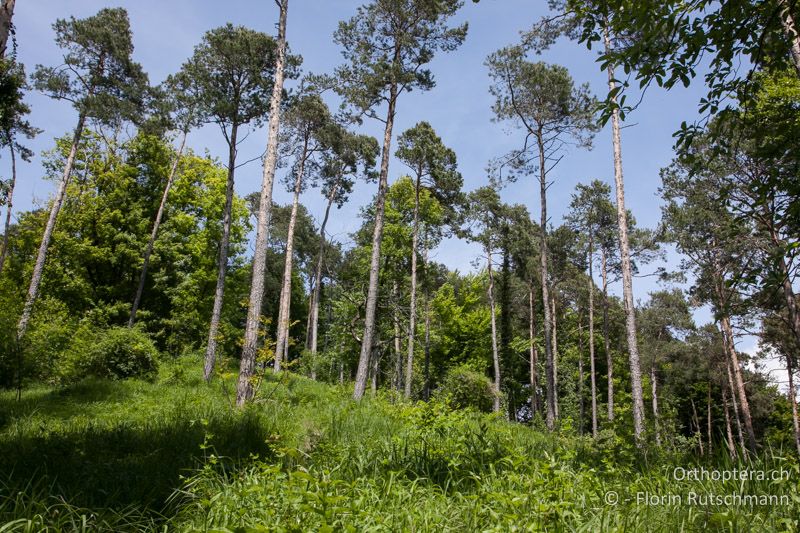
(433, 364), (497, 412)
(71, 326), (160, 381)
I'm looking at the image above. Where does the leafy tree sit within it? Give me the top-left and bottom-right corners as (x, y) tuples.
(395, 121), (462, 398)
(486, 48), (597, 429)
(0, 60), (39, 275)
(0, 0), (14, 58)
(20, 8), (149, 341)
(175, 22), (283, 382)
(332, 0), (468, 400)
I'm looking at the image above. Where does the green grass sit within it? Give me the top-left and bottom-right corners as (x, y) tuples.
(1, 356), (798, 531)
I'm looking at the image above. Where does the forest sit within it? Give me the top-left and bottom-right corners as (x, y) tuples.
(0, 0), (799, 530)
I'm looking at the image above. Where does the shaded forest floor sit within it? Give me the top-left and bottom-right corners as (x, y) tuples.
(1, 357), (798, 531)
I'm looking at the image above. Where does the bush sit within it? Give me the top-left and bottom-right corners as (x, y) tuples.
(65, 326), (160, 381)
(433, 364), (497, 413)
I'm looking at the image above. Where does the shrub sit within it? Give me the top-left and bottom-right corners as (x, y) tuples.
(65, 326), (160, 381)
(433, 364), (497, 413)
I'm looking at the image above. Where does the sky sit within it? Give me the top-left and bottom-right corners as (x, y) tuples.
(8, 0), (780, 381)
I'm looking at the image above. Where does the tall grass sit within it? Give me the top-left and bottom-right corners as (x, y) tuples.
(1, 357), (798, 531)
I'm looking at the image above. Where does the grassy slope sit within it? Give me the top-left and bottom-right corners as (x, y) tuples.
(1, 356), (798, 532)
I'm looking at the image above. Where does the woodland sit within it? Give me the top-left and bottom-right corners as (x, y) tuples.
(0, 0), (799, 530)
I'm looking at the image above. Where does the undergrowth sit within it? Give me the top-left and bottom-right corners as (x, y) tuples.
(1, 356), (797, 531)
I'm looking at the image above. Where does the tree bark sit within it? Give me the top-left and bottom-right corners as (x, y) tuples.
(605, 26), (645, 441)
(17, 113), (85, 341)
(536, 131), (556, 430)
(588, 239), (598, 437)
(706, 381), (713, 455)
(236, 0), (289, 405)
(786, 342), (800, 457)
(422, 237), (431, 401)
(274, 145), (307, 372)
(779, 0), (800, 78)
(352, 82), (398, 401)
(0, 0), (14, 58)
(404, 175), (421, 398)
(129, 130), (188, 326)
(308, 182), (337, 378)
(552, 295), (559, 420)
(722, 385), (737, 460)
(528, 280), (539, 418)
(720, 314), (757, 451)
(578, 317), (585, 435)
(204, 123), (238, 381)
(487, 244), (501, 413)
(0, 139), (17, 276)
(726, 355), (747, 457)
(602, 250), (613, 421)
(651, 363), (661, 446)
(392, 280), (403, 391)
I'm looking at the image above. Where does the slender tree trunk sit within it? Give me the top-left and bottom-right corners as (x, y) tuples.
(204, 123), (238, 381)
(786, 348), (800, 457)
(353, 83), (398, 401)
(707, 381), (713, 455)
(487, 244), (501, 413)
(129, 130), (188, 326)
(552, 295), (559, 420)
(392, 280), (403, 391)
(17, 113), (85, 341)
(779, 0), (800, 78)
(578, 317), (585, 435)
(371, 339), (380, 394)
(422, 238), (431, 401)
(404, 175), (421, 398)
(236, 0), (289, 405)
(651, 363), (661, 446)
(720, 313), (757, 451)
(0, 0), (14, 58)
(308, 182), (337, 367)
(722, 386), (737, 460)
(691, 397), (704, 456)
(602, 250), (613, 421)
(274, 148), (307, 372)
(0, 140), (17, 275)
(529, 280), (539, 418)
(535, 131), (556, 430)
(588, 240), (598, 437)
(726, 355), (747, 457)
(605, 26), (645, 441)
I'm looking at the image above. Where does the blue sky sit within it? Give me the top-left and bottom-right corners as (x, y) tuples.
(10, 0), (772, 369)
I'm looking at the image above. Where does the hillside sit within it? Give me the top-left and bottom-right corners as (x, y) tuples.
(1, 357), (797, 532)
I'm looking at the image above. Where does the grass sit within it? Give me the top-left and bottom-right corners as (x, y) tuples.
(1, 356), (798, 531)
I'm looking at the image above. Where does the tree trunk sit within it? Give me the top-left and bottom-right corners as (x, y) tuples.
(203, 123), (238, 381)
(404, 175), (421, 398)
(691, 397), (704, 456)
(779, 0), (800, 78)
(17, 113), (85, 341)
(722, 386), (737, 460)
(726, 355), (747, 457)
(602, 250), (613, 421)
(707, 381), (713, 456)
(786, 346), (800, 457)
(129, 130), (188, 326)
(274, 146), (307, 372)
(552, 295), (559, 420)
(236, 0), (289, 405)
(422, 238), (431, 401)
(605, 26), (645, 442)
(487, 244), (501, 413)
(353, 82), (398, 401)
(308, 182), (337, 370)
(528, 280), (539, 417)
(588, 239), (598, 437)
(720, 314), (757, 451)
(651, 363), (661, 446)
(0, 139), (17, 276)
(578, 317), (585, 435)
(392, 280), (403, 391)
(0, 0), (14, 58)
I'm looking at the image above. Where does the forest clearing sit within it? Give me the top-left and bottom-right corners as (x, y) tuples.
(0, 0), (799, 530)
